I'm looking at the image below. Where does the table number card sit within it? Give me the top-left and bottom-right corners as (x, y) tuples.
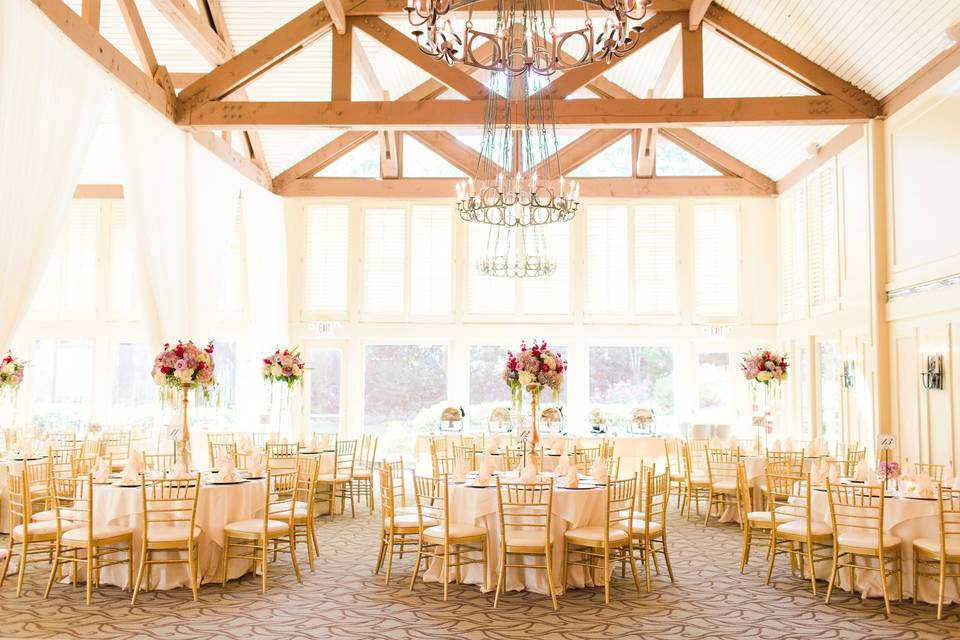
(877, 434), (897, 451)
(165, 424), (182, 441)
(518, 427), (533, 443)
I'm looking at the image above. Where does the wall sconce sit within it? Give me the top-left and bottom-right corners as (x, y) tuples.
(920, 354), (943, 390)
(841, 360), (856, 388)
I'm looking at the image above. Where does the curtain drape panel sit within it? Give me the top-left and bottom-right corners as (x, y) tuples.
(0, 0), (107, 350)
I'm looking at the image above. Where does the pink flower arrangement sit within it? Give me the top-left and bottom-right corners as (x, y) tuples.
(151, 340), (216, 392)
(740, 348), (788, 385)
(502, 340), (565, 404)
(262, 347), (306, 389)
(877, 461), (900, 480)
(0, 351), (25, 393)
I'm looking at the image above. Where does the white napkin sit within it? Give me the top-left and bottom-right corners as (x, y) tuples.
(565, 465), (579, 488)
(481, 453), (496, 475)
(19, 441), (33, 459)
(171, 460), (189, 479)
(491, 434), (501, 451)
(239, 440), (255, 457)
(770, 439), (781, 452)
(709, 436), (722, 449)
(827, 462), (840, 485)
(473, 470), (491, 487)
(942, 467), (955, 488)
(727, 435), (738, 450)
(854, 458), (870, 482)
(805, 440), (817, 457)
(902, 461), (917, 482)
(809, 458), (824, 485)
(556, 452), (570, 475)
(309, 433), (319, 452)
(591, 456), (609, 485)
(915, 474), (935, 498)
(520, 462), (538, 484)
(453, 459), (470, 483)
(320, 433), (332, 450)
(247, 455), (265, 478)
(129, 449), (145, 474)
(217, 458), (238, 482)
(119, 462), (140, 486)
(93, 459), (111, 484)
(784, 436), (794, 451)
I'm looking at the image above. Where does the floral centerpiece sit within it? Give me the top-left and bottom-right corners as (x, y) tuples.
(152, 341), (216, 468)
(0, 352), (26, 398)
(740, 348), (789, 385)
(262, 348), (306, 389)
(502, 340), (565, 450)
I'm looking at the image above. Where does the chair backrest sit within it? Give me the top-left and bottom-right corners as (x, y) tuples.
(496, 478), (553, 549)
(499, 449), (521, 473)
(73, 454), (104, 476)
(48, 447), (80, 477)
(766, 469), (812, 529)
(664, 438), (684, 477)
(209, 442), (238, 467)
(207, 432), (235, 445)
(50, 474), (94, 539)
(452, 443), (478, 472)
(705, 448), (740, 484)
(601, 440), (615, 460)
(607, 456), (621, 480)
(334, 439), (357, 479)
(574, 446), (601, 474)
(140, 473), (201, 538)
(826, 481), (885, 547)
(642, 469), (669, 533)
(680, 440), (699, 483)
(432, 449), (455, 477)
(413, 474), (448, 535)
(6, 470), (30, 530)
(357, 435), (378, 471)
(429, 436), (448, 458)
(766, 450), (804, 475)
(252, 432), (271, 447)
(265, 443), (299, 469)
(937, 485), (960, 552)
(604, 475), (638, 544)
(47, 432), (77, 449)
(379, 466), (397, 530)
(736, 462), (756, 516)
(24, 459), (50, 503)
(841, 448), (866, 477)
(144, 453), (177, 472)
(100, 432), (131, 460)
(295, 457), (320, 512)
(916, 462), (945, 481)
(382, 458), (407, 507)
(265, 468), (299, 530)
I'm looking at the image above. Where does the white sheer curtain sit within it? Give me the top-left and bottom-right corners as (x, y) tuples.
(115, 92), (238, 347)
(0, 0), (107, 350)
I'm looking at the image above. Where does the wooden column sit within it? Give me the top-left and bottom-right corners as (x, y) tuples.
(331, 23), (353, 102)
(866, 120), (891, 438)
(681, 25), (704, 98)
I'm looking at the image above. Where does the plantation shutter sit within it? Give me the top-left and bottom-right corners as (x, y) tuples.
(693, 203), (739, 318)
(304, 204), (349, 315)
(363, 208), (405, 314)
(634, 204), (677, 315)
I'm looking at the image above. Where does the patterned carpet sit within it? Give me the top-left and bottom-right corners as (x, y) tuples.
(0, 506), (957, 640)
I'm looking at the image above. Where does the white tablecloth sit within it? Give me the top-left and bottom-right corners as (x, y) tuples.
(718, 456), (766, 523)
(808, 488), (957, 605)
(422, 480), (610, 594)
(79, 479), (267, 590)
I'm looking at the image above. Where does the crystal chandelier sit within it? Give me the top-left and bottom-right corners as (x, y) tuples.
(477, 225), (557, 277)
(405, 0), (654, 75)
(455, 44), (580, 228)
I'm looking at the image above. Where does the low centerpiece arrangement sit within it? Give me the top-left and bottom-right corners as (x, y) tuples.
(152, 340), (216, 469)
(262, 347), (306, 439)
(502, 340), (564, 451)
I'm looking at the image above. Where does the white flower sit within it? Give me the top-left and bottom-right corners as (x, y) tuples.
(518, 371), (536, 387)
(542, 355), (556, 371)
(270, 364), (283, 377)
(757, 371), (773, 382)
(0, 363), (14, 375)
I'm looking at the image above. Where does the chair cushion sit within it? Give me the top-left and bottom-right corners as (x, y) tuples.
(12, 521), (60, 540)
(775, 519), (831, 537)
(225, 519), (290, 536)
(317, 473), (351, 483)
(564, 526), (629, 545)
(62, 525), (133, 543)
(147, 524), (201, 542)
(353, 470), (372, 480)
(630, 519), (663, 537)
(384, 514), (434, 529)
(712, 480), (737, 492)
(395, 505), (418, 516)
(914, 537), (960, 559)
(31, 510), (56, 522)
(504, 530), (552, 548)
(422, 523), (486, 541)
(837, 531), (901, 550)
(747, 511), (776, 525)
(775, 505), (807, 518)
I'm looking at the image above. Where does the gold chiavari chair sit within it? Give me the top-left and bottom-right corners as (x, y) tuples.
(606, 456), (622, 481)
(131, 473), (202, 604)
(563, 474), (641, 604)
(375, 466), (427, 584)
(73, 454), (105, 477)
(208, 442), (238, 468)
(915, 462), (945, 482)
(48, 447), (80, 478)
(914, 485), (960, 619)
(765, 450), (805, 475)
(452, 443), (478, 473)
(601, 440), (616, 460)
(382, 458), (415, 515)
(681, 441), (710, 519)
(207, 432), (235, 446)
(704, 448), (741, 526)
(630, 469), (675, 592)
(460, 434), (486, 450)
(824, 481), (903, 615)
(409, 474), (488, 600)
(765, 469), (832, 595)
(573, 446), (602, 475)
(80, 436), (100, 460)
(274, 457), (320, 572)
(429, 436), (449, 459)
(431, 449), (456, 477)
(252, 432), (271, 448)
(664, 438), (687, 511)
(500, 449), (522, 473)
(353, 435), (379, 515)
(144, 453), (177, 473)
(317, 439), (356, 518)
(24, 459), (53, 522)
(222, 468), (303, 592)
(47, 432), (77, 449)
(0, 469), (59, 597)
(840, 448), (867, 478)
(494, 478), (557, 609)
(265, 443), (299, 470)
(44, 474), (134, 605)
(100, 432), (131, 471)
(736, 461), (778, 573)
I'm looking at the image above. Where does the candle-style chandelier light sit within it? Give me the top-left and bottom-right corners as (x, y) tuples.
(405, 0), (655, 75)
(477, 225), (557, 277)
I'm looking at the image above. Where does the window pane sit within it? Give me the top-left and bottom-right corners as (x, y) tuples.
(364, 345), (447, 457)
(655, 138), (722, 176)
(818, 340), (840, 443)
(30, 339), (94, 428)
(469, 345), (511, 429)
(697, 352), (730, 418)
(305, 205), (349, 314)
(634, 204), (677, 315)
(586, 205), (628, 314)
(111, 343), (156, 427)
(363, 208), (405, 314)
(694, 203), (739, 318)
(798, 344), (810, 435)
(310, 347), (341, 433)
(589, 346), (674, 420)
(108, 201), (136, 317)
(410, 206), (452, 315)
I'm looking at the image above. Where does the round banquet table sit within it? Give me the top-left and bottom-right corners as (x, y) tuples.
(808, 487), (959, 605)
(422, 478), (612, 594)
(71, 478), (267, 590)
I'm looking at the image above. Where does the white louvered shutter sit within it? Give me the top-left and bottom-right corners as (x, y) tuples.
(410, 205), (452, 316)
(363, 208), (405, 314)
(634, 204), (677, 316)
(304, 205), (349, 315)
(585, 205), (628, 314)
(694, 203), (739, 318)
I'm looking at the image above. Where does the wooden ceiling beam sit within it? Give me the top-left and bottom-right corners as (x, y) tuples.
(704, 4), (880, 117)
(347, 0), (693, 14)
(191, 131), (273, 190)
(350, 28), (401, 178)
(182, 95), (871, 129)
(681, 23), (703, 97)
(634, 127), (657, 178)
(74, 184), (124, 198)
(352, 16), (490, 100)
(117, 0), (158, 74)
(406, 131), (493, 176)
(880, 43), (960, 116)
(278, 176), (771, 198)
(81, 0), (100, 30)
(688, 0), (710, 31)
(323, 0), (347, 34)
(146, 0), (230, 65)
(331, 25), (353, 101)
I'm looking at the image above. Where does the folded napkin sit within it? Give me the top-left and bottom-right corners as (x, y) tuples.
(19, 441), (34, 459)
(490, 434), (501, 451)
(804, 439), (817, 457)
(809, 458), (825, 485)
(709, 436), (722, 449)
(902, 461), (917, 482)
(591, 456), (609, 484)
(942, 467), (955, 488)
(453, 459), (470, 483)
(129, 449), (145, 474)
(320, 433), (332, 449)
(827, 462), (840, 485)
(171, 460), (189, 479)
(770, 439), (781, 453)
(247, 455), (265, 477)
(119, 464), (140, 486)
(481, 453), (496, 475)
(93, 459), (111, 484)
(854, 458), (870, 482)
(565, 465), (579, 488)
(727, 435), (738, 450)
(783, 436), (794, 451)
(915, 474), (935, 498)
(520, 462), (538, 484)
(217, 458), (238, 482)
(239, 441), (256, 457)
(555, 452), (570, 475)
(473, 470), (491, 487)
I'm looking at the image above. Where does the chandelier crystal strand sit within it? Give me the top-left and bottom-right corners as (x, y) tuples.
(405, 0), (654, 75)
(477, 225), (557, 277)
